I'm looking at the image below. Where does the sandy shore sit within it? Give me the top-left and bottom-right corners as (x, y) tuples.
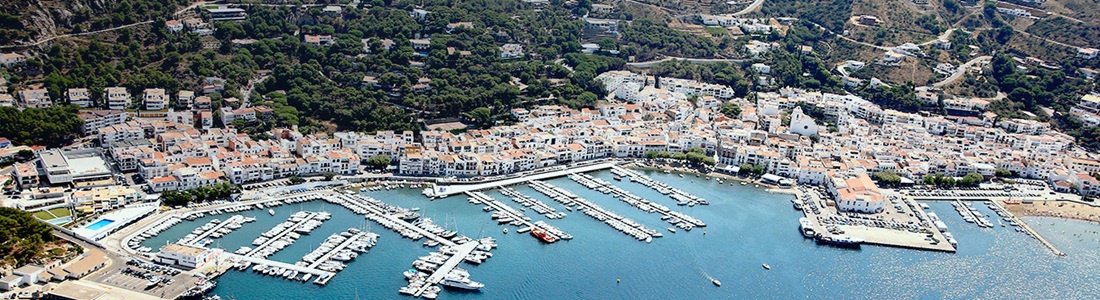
(1001, 200), (1100, 224)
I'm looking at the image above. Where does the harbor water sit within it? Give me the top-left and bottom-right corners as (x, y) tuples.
(143, 170), (1100, 299)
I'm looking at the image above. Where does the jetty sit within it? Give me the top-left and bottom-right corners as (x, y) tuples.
(498, 187), (565, 219)
(224, 253), (335, 285)
(325, 192), (458, 247)
(246, 212), (327, 258)
(611, 166), (708, 206)
(178, 215), (250, 246)
(306, 231), (373, 269)
(990, 200), (1066, 256)
(412, 242), (479, 297)
(529, 180), (659, 242)
(426, 162), (616, 197)
(466, 191), (572, 242)
(569, 173), (705, 230)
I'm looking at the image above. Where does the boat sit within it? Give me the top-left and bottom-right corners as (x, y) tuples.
(439, 272), (484, 290)
(799, 217), (815, 238)
(818, 235), (863, 247)
(667, 227), (677, 233)
(741, 181), (747, 185)
(268, 209), (275, 216)
(530, 227), (558, 243)
(712, 279), (721, 287)
(762, 264), (771, 270)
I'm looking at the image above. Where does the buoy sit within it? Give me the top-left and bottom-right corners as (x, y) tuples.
(617, 278), (621, 283)
(703, 230), (707, 236)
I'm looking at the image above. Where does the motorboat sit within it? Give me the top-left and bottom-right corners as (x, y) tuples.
(762, 264), (771, 270)
(712, 279), (721, 287)
(268, 209), (275, 216)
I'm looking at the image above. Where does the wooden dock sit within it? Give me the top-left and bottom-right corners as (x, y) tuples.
(246, 212), (319, 257)
(179, 215), (245, 246)
(329, 193), (458, 247)
(224, 253), (334, 280)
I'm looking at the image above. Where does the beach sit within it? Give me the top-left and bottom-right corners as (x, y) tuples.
(1001, 200), (1100, 224)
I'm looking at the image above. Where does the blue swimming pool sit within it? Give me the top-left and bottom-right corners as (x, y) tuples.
(85, 219), (115, 230)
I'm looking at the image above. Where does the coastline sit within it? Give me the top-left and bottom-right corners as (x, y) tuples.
(623, 162), (796, 194)
(1001, 200), (1100, 224)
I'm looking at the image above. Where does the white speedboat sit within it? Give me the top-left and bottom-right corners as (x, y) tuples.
(762, 264), (771, 270)
(439, 272), (483, 290)
(268, 209), (275, 216)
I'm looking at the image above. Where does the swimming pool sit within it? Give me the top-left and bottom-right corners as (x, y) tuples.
(47, 217), (73, 226)
(85, 219), (116, 230)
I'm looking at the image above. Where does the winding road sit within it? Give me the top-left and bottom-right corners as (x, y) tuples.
(626, 56), (748, 68)
(931, 55), (991, 88)
(0, 1), (209, 49)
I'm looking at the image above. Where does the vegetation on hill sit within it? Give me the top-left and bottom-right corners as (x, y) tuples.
(620, 19), (720, 60)
(1026, 17), (1100, 49)
(760, 0), (853, 32)
(0, 0), (188, 45)
(0, 207), (58, 267)
(0, 106), (83, 147)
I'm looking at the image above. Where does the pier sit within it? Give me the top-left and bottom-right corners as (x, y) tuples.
(798, 188), (957, 252)
(178, 215), (248, 246)
(611, 166), (708, 206)
(529, 180), (659, 242)
(569, 173), (706, 230)
(412, 242), (479, 297)
(426, 162), (616, 197)
(991, 200), (1066, 256)
(223, 253), (335, 285)
(307, 231), (370, 269)
(466, 191), (571, 242)
(246, 212), (324, 258)
(498, 187), (565, 219)
(326, 192), (458, 247)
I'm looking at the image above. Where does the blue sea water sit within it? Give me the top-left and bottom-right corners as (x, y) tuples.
(141, 170), (1100, 299)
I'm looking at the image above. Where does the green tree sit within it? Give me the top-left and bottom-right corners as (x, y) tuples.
(366, 155), (392, 170)
(872, 171), (902, 186)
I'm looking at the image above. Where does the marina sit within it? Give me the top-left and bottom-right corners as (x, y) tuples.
(498, 187), (565, 219)
(952, 200), (994, 228)
(465, 191), (571, 243)
(569, 172), (706, 230)
(245, 211), (329, 259)
(611, 166), (708, 206)
(178, 214), (254, 247)
(528, 180), (660, 242)
(424, 162), (616, 197)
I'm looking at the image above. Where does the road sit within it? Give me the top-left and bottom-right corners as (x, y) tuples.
(626, 56), (748, 68)
(932, 55), (991, 88)
(731, 0), (766, 16)
(0, 1), (208, 50)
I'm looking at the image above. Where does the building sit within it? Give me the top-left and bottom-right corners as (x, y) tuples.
(165, 20), (183, 32)
(38, 149), (113, 186)
(1079, 48), (1099, 60)
(62, 249), (108, 279)
(206, 7), (248, 21)
(304, 34), (334, 46)
(789, 106), (819, 136)
(177, 90), (195, 108)
(143, 88), (167, 110)
(322, 5), (343, 15)
(194, 96), (212, 109)
(67, 88), (92, 107)
(12, 162), (39, 188)
(500, 44), (523, 59)
(77, 110), (129, 135)
(12, 265), (45, 286)
(0, 275), (19, 291)
(19, 88), (52, 109)
(104, 87), (131, 110)
(828, 173), (885, 213)
(0, 93), (13, 107)
(410, 39), (431, 51)
(0, 53), (26, 68)
(71, 186), (141, 214)
(583, 18), (619, 34)
(858, 15), (880, 26)
(155, 243), (218, 269)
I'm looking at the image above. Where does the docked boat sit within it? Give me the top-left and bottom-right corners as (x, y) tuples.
(667, 227), (677, 233)
(791, 199), (803, 210)
(439, 272), (484, 290)
(799, 217), (815, 238)
(530, 227), (557, 243)
(818, 234), (863, 247)
(268, 209), (275, 216)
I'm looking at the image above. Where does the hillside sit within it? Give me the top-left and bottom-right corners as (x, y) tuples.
(0, 0), (188, 45)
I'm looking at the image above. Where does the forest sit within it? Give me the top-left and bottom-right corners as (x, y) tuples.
(0, 207), (58, 267)
(0, 106), (84, 147)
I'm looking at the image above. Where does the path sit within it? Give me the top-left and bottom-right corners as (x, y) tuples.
(427, 162), (616, 197)
(731, 0), (766, 16)
(932, 55), (991, 88)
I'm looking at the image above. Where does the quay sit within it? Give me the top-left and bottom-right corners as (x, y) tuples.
(569, 173), (706, 230)
(611, 166), (708, 206)
(326, 192), (458, 247)
(990, 200), (1066, 256)
(307, 231), (370, 269)
(529, 180), (659, 242)
(466, 191), (571, 241)
(412, 242), (479, 297)
(426, 162), (616, 197)
(798, 189), (957, 252)
(498, 187), (565, 219)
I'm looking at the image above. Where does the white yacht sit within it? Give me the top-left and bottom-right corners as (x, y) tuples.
(439, 272), (484, 290)
(799, 217), (815, 238)
(268, 209), (275, 216)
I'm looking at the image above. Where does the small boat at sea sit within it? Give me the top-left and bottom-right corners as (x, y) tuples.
(762, 264), (771, 270)
(667, 227), (677, 233)
(268, 209), (275, 215)
(502, 228), (508, 234)
(712, 279), (721, 287)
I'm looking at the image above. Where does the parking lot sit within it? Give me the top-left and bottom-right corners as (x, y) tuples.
(86, 257), (200, 299)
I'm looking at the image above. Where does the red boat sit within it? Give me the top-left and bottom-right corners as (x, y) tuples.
(531, 228), (557, 243)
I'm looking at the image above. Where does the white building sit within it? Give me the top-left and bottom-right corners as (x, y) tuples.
(828, 174), (886, 214)
(0, 53), (26, 68)
(789, 106), (819, 136)
(500, 44), (524, 59)
(105, 87), (131, 110)
(68, 88), (93, 107)
(19, 88), (52, 109)
(155, 243), (218, 269)
(143, 88), (167, 110)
